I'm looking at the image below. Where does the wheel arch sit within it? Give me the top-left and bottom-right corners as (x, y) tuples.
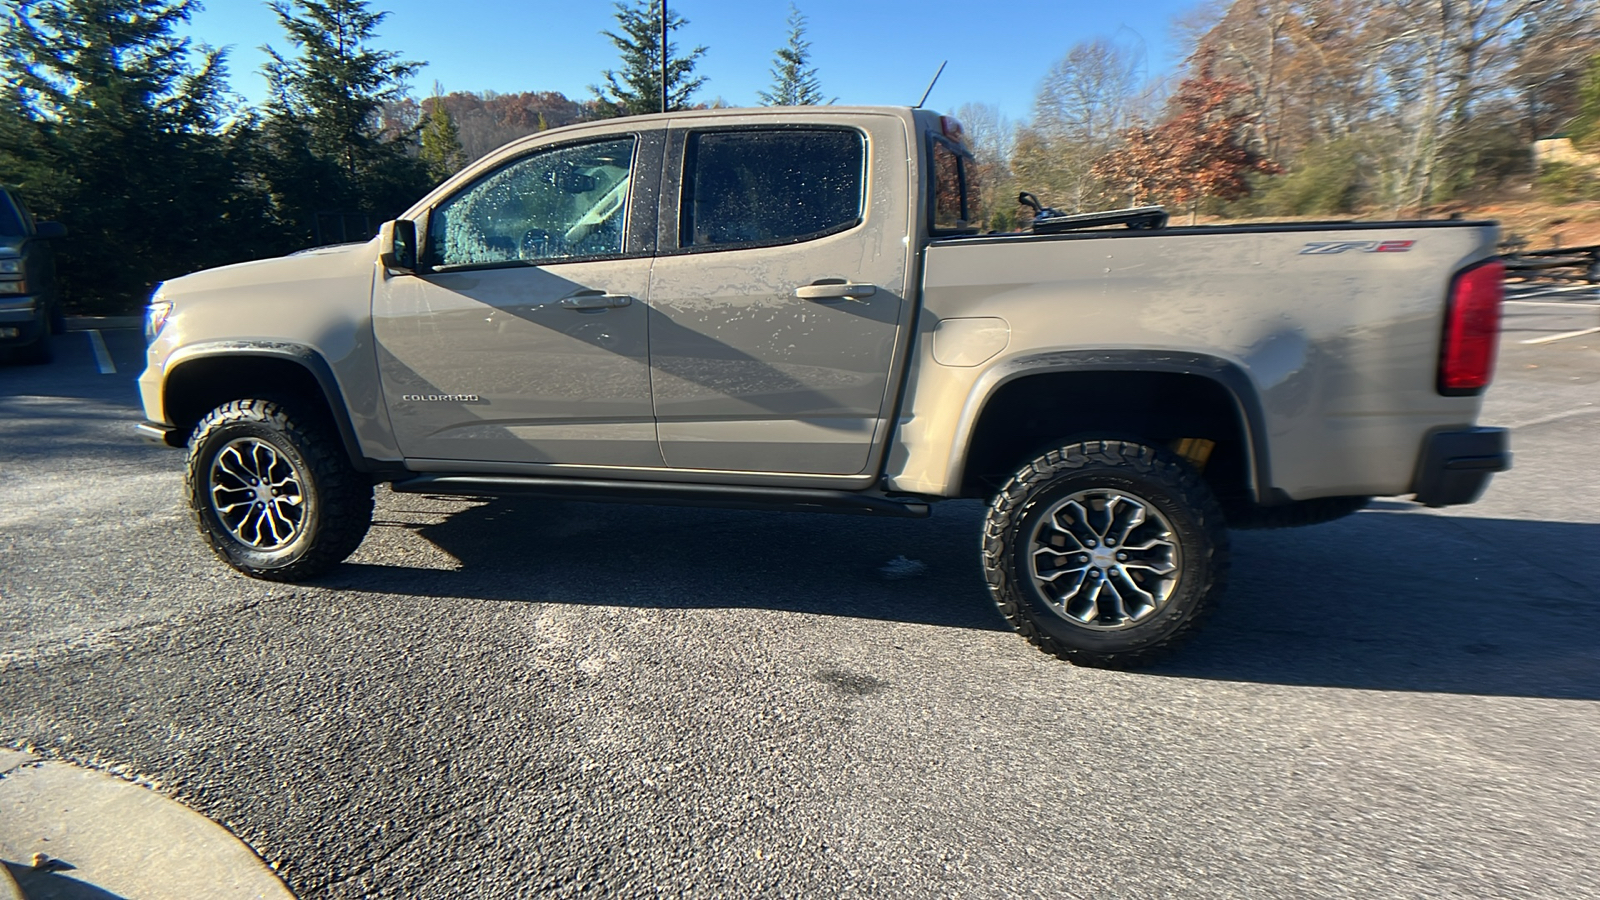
(954, 351), (1275, 504)
(161, 342), (374, 473)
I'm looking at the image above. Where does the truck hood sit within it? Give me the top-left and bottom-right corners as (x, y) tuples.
(160, 239), (375, 299)
(0, 237), (24, 258)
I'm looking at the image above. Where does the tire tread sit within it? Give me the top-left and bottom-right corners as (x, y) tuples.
(185, 398), (372, 581)
(982, 440), (1229, 669)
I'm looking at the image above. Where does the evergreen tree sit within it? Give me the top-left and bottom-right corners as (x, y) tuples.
(262, 0), (429, 241)
(591, 0), (707, 117)
(418, 83), (465, 182)
(0, 0), (271, 312)
(758, 5), (824, 106)
(1571, 54), (1600, 151)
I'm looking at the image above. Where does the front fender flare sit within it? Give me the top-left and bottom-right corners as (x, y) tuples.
(161, 341), (374, 472)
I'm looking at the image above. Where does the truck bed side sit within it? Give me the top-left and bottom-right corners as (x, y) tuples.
(888, 221), (1501, 501)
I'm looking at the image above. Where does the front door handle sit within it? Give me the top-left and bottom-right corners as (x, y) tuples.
(560, 290), (633, 309)
(795, 281), (877, 301)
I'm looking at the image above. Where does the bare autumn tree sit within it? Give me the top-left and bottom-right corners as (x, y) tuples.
(1189, 0), (1381, 159)
(1365, 0), (1542, 211)
(953, 101), (1014, 228)
(1012, 38), (1151, 213)
(1508, 0), (1600, 142)
(1189, 0), (1592, 212)
(1091, 61), (1282, 220)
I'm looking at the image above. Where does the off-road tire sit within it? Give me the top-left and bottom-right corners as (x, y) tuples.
(186, 399), (373, 581)
(982, 440), (1229, 669)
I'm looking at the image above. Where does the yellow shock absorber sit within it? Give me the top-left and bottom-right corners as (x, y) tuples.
(1172, 438), (1216, 472)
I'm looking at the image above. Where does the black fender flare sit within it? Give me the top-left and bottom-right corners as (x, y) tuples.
(161, 341), (376, 473)
(955, 349), (1278, 503)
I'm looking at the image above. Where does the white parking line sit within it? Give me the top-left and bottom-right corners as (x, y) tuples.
(1520, 326), (1600, 345)
(86, 329), (115, 374)
(1504, 300), (1600, 309)
(1505, 282), (1599, 295)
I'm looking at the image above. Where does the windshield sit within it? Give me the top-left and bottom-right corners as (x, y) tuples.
(0, 193), (25, 237)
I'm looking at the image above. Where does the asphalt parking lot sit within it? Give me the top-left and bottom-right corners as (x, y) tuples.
(1, 295), (1597, 899)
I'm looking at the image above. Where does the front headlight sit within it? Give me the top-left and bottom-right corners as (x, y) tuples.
(145, 288), (172, 344)
(0, 280), (25, 294)
(0, 259), (20, 274)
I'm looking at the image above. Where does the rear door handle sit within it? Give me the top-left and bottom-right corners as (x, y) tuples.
(560, 290), (633, 309)
(795, 281), (877, 301)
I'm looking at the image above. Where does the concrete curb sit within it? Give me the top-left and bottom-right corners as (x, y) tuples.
(0, 750), (294, 899)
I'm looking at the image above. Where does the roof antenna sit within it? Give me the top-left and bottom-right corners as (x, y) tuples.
(914, 61), (947, 109)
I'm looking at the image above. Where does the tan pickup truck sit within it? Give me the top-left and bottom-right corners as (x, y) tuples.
(137, 106), (1509, 667)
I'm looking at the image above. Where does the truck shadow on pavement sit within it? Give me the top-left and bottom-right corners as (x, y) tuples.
(1155, 507), (1600, 701)
(333, 497), (1600, 701)
(338, 496), (1009, 633)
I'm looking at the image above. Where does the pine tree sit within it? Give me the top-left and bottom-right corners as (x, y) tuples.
(262, 0), (429, 238)
(1571, 54), (1600, 151)
(0, 0), (269, 312)
(419, 83), (466, 182)
(758, 5), (825, 106)
(591, 0), (707, 117)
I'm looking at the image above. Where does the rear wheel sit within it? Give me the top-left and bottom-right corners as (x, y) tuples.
(186, 399), (373, 581)
(982, 440), (1228, 668)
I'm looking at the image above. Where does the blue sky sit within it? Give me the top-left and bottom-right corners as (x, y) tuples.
(186, 0), (1204, 125)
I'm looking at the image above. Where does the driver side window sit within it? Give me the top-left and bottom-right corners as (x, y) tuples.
(426, 136), (637, 268)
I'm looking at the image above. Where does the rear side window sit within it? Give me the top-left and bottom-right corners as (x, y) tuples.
(930, 137), (982, 234)
(679, 128), (864, 249)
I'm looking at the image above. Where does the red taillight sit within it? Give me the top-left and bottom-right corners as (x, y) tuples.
(1438, 260), (1504, 395)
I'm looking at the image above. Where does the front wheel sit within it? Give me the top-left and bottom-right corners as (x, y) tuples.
(982, 440), (1229, 668)
(186, 399), (373, 581)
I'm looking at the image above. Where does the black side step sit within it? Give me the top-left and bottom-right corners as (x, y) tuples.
(389, 474), (932, 518)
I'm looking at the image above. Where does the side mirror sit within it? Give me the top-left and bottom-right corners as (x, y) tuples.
(35, 221), (66, 240)
(378, 219), (417, 272)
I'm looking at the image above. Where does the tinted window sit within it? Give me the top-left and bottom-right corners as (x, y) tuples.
(931, 139), (968, 232)
(0, 193), (25, 237)
(680, 129), (864, 248)
(427, 137), (636, 268)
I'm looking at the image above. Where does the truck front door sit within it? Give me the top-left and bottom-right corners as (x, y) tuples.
(375, 133), (664, 467)
(646, 114), (914, 476)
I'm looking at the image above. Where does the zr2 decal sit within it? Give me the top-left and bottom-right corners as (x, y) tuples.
(1300, 240), (1416, 255)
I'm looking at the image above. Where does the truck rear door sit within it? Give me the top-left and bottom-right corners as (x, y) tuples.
(645, 112), (914, 477)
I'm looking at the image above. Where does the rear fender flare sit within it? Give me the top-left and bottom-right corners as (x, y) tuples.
(952, 350), (1275, 502)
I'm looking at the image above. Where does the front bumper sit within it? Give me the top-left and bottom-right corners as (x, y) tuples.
(0, 296), (43, 345)
(1412, 427), (1510, 507)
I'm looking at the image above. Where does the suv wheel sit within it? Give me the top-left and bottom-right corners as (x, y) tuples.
(982, 440), (1229, 668)
(186, 399), (373, 581)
